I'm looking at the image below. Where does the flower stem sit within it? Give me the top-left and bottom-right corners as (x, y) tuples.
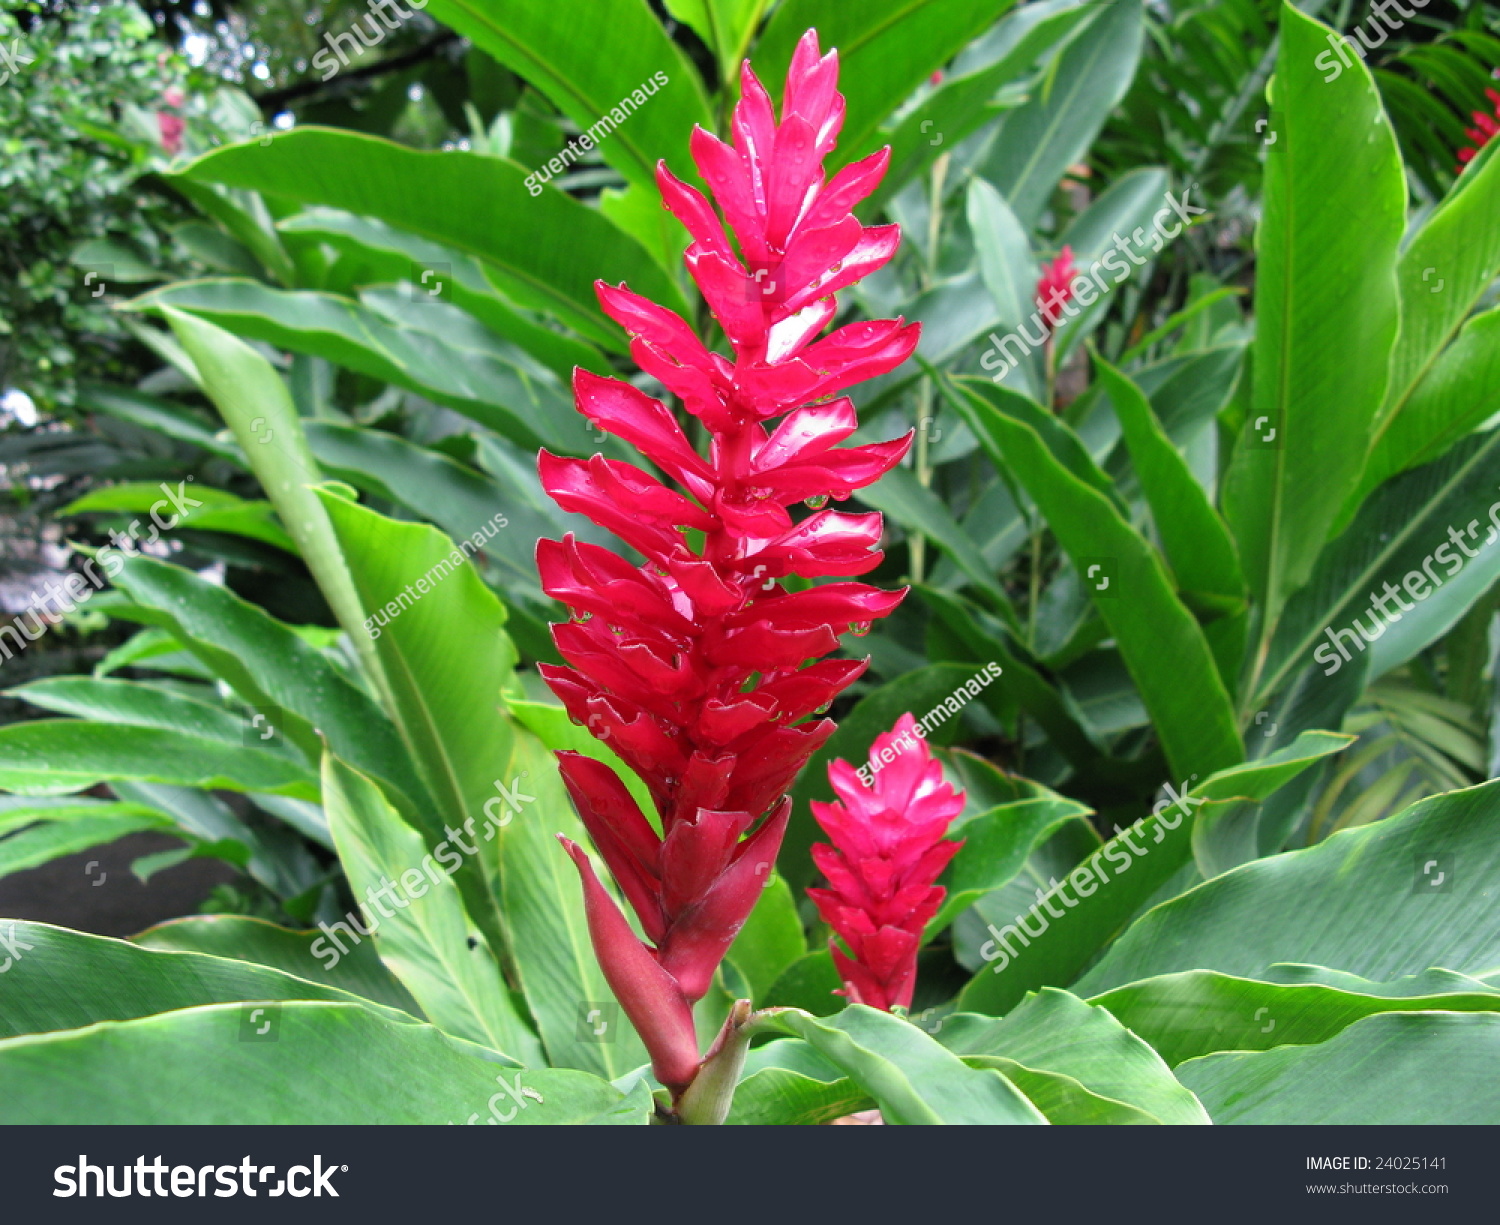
(675, 999), (755, 1125)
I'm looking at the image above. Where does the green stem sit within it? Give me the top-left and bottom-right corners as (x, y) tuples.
(675, 999), (755, 1125)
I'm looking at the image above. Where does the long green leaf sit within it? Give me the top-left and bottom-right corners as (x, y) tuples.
(1222, 3), (1406, 635)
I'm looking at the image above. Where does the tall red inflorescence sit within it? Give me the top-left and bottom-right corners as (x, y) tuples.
(807, 714), (964, 1012)
(537, 30), (919, 1097)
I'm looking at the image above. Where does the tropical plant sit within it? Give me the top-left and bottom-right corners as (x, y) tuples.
(1, 0), (1499, 1125)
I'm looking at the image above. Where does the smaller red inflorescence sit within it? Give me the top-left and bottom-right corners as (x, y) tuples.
(1034, 246), (1077, 332)
(807, 713), (965, 1012)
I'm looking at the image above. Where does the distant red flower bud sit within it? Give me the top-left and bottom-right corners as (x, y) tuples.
(1457, 85), (1500, 172)
(1035, 246), (1077, 332)
(807, 713), (964, 1012)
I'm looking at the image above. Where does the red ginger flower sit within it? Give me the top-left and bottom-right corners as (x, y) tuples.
(1457, 86), (1500, 172)
(1035, 246), (1077, 331)
(539, 29), (919, 1096)
(807, 713), (964, 1012)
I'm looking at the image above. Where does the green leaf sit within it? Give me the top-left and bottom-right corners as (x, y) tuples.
(143, 279), (586, 454)
(1259, 430), (1500, 704)
(664, 0), (767, 82)
(730, 1038), (872, 1124)
(181, 130), (689, 346)
(977, 0), (1145, 227)
(726, 875), (807, 1006)
(1093, 967), (1500, 1067)
(763, 949), (843, 1015)
(0, 921), (410, 1040)
(0, 721), (319, 800)
(162, 309), (385, 708)
(937, 987), (1211, 1124)
(0, 1001), (645, 1124)
(950, 377), (1243, 780)
(320, 753), (541, 1064)
(74, 383), (243, 464)
(134, 914), (421, 1015)
(760, 1005), (1047, 1124)
(1079, 777), (1500, 995)
(60, 482), (293, 552)
(957, 731), (1349, 1015)
(1177, 1012), (1500, 1124)
(110, 554), (426, 821)
(968, 176), (1035, 335)
(486, 726), (650, 1078)
(1222, 4), (1406, 630)
(930, 796), (1097, 936)
(1352, 140), (1500, 512)
(315, 489), (517, 851)
(872, 2), (1099, 207)
(278, 207), (607, 379)
(304, 422), (557, 610)
(1092, 350), (1244, 604)
(0, 806), (174, 880)
(422, 0), (712, 191)
(6, 676), (279, 750)
(754, 0), (1022, 170)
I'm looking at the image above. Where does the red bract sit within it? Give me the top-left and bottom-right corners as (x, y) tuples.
(1035, 246), (1077, 331)
(539, 29), (919, 1098)
(807, 714), (964, 1012)
(1457, 86), (1500, 171)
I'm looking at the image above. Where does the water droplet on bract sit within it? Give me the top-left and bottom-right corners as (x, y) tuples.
(815, 700), (832, 714)
(569, 715), (584, 726)
(804, 494), (830, 510)
(848, 621), (872, 637)
(608, 624), (623, 635)
(573, 609), (593, 623)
